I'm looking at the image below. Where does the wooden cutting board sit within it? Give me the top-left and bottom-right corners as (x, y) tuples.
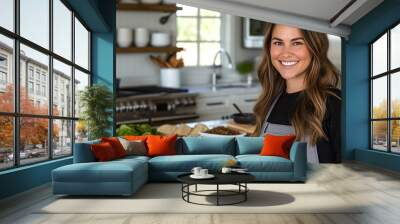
(227, 120), (256, 134)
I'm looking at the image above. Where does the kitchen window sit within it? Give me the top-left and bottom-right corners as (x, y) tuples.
(176, 4), (222, 66)
(0, 0), (91, 171)
(370, 22), (400, 154)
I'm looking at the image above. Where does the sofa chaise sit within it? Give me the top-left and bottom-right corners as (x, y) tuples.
(52, 136), (307, 196)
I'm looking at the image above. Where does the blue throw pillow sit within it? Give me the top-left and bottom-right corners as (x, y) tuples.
(178, 136), (235, 155)
(236, 137), (264, 155)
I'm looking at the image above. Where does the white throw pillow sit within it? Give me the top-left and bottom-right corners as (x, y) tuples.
(118, 137), (147, 156)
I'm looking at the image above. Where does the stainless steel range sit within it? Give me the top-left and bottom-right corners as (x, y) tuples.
(116, 85), (198, 125)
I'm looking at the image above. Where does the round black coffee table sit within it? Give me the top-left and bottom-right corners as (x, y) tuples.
(177, 173), (255, 206)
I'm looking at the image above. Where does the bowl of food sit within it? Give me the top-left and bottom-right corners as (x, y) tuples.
(200, 126), (246, 137)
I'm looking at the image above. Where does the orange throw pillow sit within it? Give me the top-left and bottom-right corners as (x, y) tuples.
(124, 135), (148, 141)
(91, 142), (117, 161)
(259, 134), (296, 159)
(146, 135), (177, 157)
(101, 137), (126, 158)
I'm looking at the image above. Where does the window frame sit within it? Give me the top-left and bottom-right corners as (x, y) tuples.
(370, 21), (400, 154)
(176, 6), (223, 67)
(0, 0), (92, 171)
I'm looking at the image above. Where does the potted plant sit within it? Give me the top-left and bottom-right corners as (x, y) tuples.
(236, 60), (255, 86)
(79, 84), (113, 140)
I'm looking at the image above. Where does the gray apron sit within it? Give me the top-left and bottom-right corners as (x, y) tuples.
(260, 93), (319, 164)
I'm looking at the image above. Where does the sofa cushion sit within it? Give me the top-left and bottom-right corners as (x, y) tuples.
(52, 159), (147, 183)
(147, 135), (177, 157)
(149, 154), (235, 172)
(177, 136), (236, 155)
(236, 137), (263, 155)
(115, 155), (150, 163)
(101, 137), (127, 158)
(260, 134), (296, 159)
(119, 138), (147, 156)
(73, 139), (100, 163)
(124, 135), (148, 141)
(236, 155), (293, 172)
(91, 142), (118, 161)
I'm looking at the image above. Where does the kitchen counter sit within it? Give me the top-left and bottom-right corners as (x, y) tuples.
(184, 83), (261, 97)
(186, 119), (256, 134)
(186, 119), (228, 128)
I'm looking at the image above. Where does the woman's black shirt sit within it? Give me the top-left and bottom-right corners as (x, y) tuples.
(267, 89), (341, 163)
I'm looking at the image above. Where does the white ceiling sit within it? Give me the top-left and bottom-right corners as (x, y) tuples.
(170, 0), (384, 38)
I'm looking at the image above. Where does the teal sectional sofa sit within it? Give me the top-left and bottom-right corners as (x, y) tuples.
(52, 136), (307, 196)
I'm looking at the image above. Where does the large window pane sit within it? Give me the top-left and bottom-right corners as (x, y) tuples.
(372, 121), (388, 151)
(200, 18), (220, 41)
(53, 119), (72, 158)
(20, 0), (49, 49)
(372, 77), (387, 119)
(200, 9), (220, 17)
(74, 69), (89, 118)
(75, 120), (88, 143)
(391, 72), (400, 118)
(0, 0), (14, 31)
(177, 18), (198, 41)
(200, 42), (221, 66)
(0, 116), (13, 170)
(391, 24), (400, 70)
(391, 120), (400, 153)
(0, 35), (14, 112)
(20, 44), (49, 115)
(53, 59), (72, 117)
(75, 18), (89, 70)
(176, 4), (198, 16)
(372, 34), (387, 76)
(53, 0), (72, 60)
(20, 117), (49, 165)
(176, 42), (197, 66)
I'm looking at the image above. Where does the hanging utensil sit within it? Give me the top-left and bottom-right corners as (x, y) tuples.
(233, 103), (243, 115)
(159, 12), (174, 25)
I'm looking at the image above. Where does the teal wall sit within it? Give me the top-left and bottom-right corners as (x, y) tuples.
(0, 0), (115, 200)
(344, 0), (400, 171)
(92, 0), (116, 135)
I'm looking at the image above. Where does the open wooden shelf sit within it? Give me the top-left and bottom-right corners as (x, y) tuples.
(117, 3), (182, 12)
(117, 46), (184, 53)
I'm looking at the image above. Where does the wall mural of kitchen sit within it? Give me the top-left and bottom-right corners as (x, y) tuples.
(115, 0), (342, 139)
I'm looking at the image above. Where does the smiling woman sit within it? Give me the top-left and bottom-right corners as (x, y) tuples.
(253, 23), (341, 164)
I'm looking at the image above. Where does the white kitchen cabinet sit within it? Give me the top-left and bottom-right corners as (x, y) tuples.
(195, 89), (259, 120)
(196, 95), (230, 120)
(234, 94), (258, 113)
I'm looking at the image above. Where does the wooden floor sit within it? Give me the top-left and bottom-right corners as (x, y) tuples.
(1, 162), (400, 224)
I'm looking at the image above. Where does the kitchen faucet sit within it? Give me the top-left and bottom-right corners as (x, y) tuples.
(211, 49), (233, 90)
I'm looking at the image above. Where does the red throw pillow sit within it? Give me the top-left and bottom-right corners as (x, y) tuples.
(101, 137), (126, 158)
(124, 135), (148, 141)
(259, 134), (296, 159)
(146, 135), (177, 157)
(91, 142), (117, 161)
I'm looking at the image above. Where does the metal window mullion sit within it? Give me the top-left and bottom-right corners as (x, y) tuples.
(197, 8), (200, 66)
(88, 31), (92, 85)
(48, 0), (53, 160)
(388, 30), (392, 152)
(71, 11), (76, 156)
(370, 45), (373, 149)
(13, 0), (20, 167)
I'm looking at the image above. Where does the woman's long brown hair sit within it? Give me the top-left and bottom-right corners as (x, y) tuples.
(252, 23), (340, 145)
